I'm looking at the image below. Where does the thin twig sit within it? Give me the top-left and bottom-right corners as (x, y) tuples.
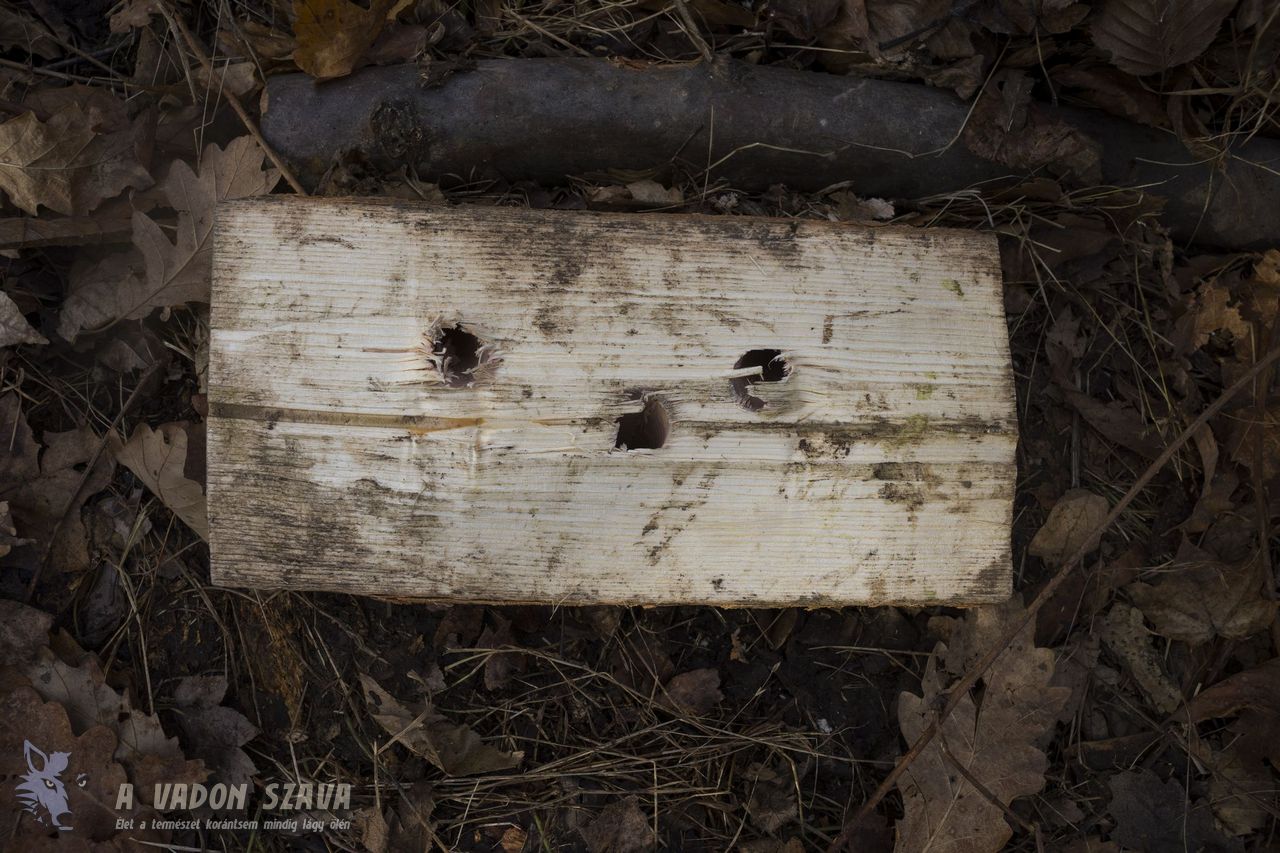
(155, 1), (309, 196)
(827, 341), (1280, 853)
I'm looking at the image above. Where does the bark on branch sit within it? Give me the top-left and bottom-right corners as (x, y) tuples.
(262, 58), (1280, 250)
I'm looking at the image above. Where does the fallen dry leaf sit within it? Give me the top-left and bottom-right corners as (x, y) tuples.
(1127, 539), (1274, 645)
(109, 0), (158, 33)
(895, 598), (1070, 853)
(1225, 402), (1280, 482)
(1029, 488), (1109, 565)
(0, 400), (115, 573)
(769, 0), (842, 39)
(1108, 769), (1243, 852)
(111, 422), (208, 540)
(0, 501), (31, 558)
(1, 604), (210, 810)
(1187, 658), (1280, 767)
(0, 292), (45, 347)
(1209, 746), (1273, 836)
(580, 795), (654, 853)
(0, 687), (128, 841)
(172, 675), (258, 789)
(1091, 0), (1238, 75)
(58, 136), (279, 339)
(0, 598), (52, 664)
(499, 825), (528, 852)
(0, 5), (61, 59)
(0, 102), (151, 217)
(1178, 278), (1252, 355)
(359, 674), (522, 776)
(477, 613), (525, 691)
(746, 764), (797, 833)
(588, 180), (683, 209)
(662, 668), (723, 716)
(963, 69), (1102, 185)
(293, 0), (398, 80)
(380, 781), (437, 852)
(1055, 65), (1169, 127)
(1059, 390), (1164, 459)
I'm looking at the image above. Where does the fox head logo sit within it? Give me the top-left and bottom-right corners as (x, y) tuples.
(15, 740), (86, 830)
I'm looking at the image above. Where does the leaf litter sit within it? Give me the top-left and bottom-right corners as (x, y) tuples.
(0, 0), (1278, 850)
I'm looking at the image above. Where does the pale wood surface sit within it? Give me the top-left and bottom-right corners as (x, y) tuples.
(209, 198), (1015, 605)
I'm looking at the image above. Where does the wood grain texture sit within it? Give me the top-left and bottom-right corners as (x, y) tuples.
(209, 197), (1015, 605)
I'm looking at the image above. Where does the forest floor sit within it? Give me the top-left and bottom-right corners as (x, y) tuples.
(1, 0), (1278, 851)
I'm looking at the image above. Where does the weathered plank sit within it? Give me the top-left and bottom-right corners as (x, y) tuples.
(209, 197), (1015, 605)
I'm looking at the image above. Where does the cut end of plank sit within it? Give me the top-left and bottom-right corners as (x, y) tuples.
(208, 198), (1016, 606)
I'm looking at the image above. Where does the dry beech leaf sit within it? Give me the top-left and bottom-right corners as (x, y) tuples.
(0, 292), (46, 347)
(1091, 0), (1238, 75)
(1127, 540), (1274, 645)
(293, 0), (398, 80)
(358, 674), (522, 776)
(59, 136), (279, 340)
(112, 423), (209, 540)
(1029, 489), (1109, 565)
(895, 598), (1070, 853)
(0, 104), (151, 217)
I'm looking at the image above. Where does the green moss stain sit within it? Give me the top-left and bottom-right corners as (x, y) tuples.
(942, 278), (964, 297)
(912, 384), (935, 399)
(880, 414), (931, 449)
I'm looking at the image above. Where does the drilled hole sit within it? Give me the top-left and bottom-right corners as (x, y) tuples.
(731, 349), (789, 411)
(614, 396), (669, 450)
(433, 325), (483, 388)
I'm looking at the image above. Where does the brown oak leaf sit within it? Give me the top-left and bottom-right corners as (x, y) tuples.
(58, 136), (279, 339)
(111, 423), (208, 540)
(0, 102), (151, 217)
(895, 598), (1070, 853)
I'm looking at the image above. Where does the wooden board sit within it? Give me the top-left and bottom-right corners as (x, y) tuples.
(208, 197), (1015, 605)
